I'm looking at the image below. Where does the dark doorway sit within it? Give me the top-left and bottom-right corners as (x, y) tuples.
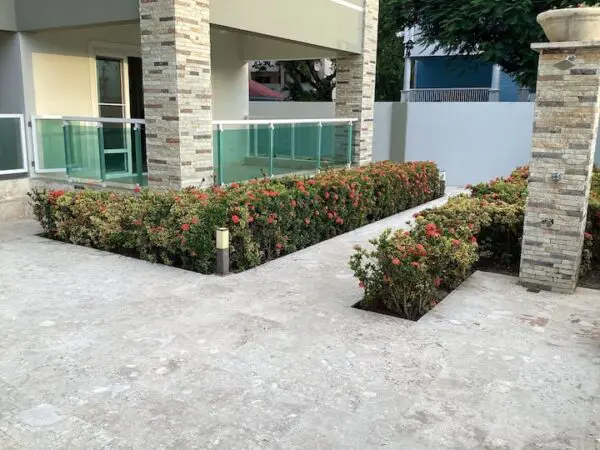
(128, 56), (146, 173)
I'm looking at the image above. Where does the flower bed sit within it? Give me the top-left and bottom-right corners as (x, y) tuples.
(30, 161), (444, 274)
(351, 166), (600, 321)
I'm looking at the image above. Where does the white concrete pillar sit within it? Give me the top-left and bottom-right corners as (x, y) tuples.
(490, 64), (501, 102)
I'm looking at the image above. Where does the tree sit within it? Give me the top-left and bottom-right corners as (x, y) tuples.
(396, 0), (580, 88)
(375, 0), (406, 101)
(253, 60), (335, 101)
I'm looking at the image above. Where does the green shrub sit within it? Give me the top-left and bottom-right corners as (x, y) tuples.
(29, 161), (443, 274)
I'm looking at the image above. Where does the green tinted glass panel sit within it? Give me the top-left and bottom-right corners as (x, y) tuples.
(0, 117), (24, 171)
(65, 122), (102, 180)
(213, 122), (353, 185)
(36, 119), (66, 170)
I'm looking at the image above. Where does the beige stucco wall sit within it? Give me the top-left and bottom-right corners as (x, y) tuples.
(22, 23), (141, 116)
(212, 0), (363, 53)
(14, 0), (363, 54)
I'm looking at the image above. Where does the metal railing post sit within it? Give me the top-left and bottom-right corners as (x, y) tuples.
(217, 124), (224, 185)
(268, 122), (274, 177)
(62, 120), (72, 177)
(253, 124), (258, 157)
(346, 121), (353, 167)
(290, 123), (296, 161)
(96, 122), (106, 181)
(316, 121), (322, 171)
(133, 123), (144, 186)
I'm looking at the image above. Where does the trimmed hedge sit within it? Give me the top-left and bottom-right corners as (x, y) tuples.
(351, 166), (600, 321)
(30, 161), (444, 274)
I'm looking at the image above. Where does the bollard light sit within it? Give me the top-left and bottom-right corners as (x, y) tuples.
(216, 227), (230, 276)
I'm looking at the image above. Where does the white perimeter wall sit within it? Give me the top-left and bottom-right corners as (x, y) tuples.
(404, 102), (535, 186)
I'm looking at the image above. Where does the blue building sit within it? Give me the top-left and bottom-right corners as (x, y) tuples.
(402, 27), (533, 102)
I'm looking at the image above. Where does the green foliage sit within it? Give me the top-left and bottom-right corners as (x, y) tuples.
(396, 0), (581, 88)
(29, 161), (443, 275)
(375, 0), (406, 101)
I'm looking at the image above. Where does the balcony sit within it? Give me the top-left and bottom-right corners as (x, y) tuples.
(32, 116), (147, 187)
(31, 116), (356, 188)
(401, 88), (498, 103)
(213, 119), (356, 185)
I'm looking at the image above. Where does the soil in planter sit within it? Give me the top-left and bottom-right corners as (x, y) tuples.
(353, 289), (451, 321)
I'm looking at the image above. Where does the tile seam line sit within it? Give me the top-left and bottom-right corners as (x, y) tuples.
(329, 0), (364, 12)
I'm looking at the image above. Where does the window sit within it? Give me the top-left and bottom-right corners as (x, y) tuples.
(0, 115), (27, 175)
(96, 57), (130, 174)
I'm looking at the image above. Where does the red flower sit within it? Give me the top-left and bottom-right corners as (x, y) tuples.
(133, 219), (142, 226)
(232, 215), (240, 224)
(308, 179), (316, 185)
(304, 217), (311, 225)
(359, 281), (365, 288)
(470, 236), (478, 244)
(411, 261), (421, 268)
(248, 216), (254, 223)
(392, 258), (401, 265)
(327, 212), (334, 220)
(467, 223), (474, 230)
(584, 232), (593, 240)
(452, 239), (461, 247)
(133, 185), (141, 193)
(325, 192), (331, 200)
(191, 217), (199, 225)
(181, 223), (190, 232)
(230, 182), (240, 188)
(276, 243), (283, 249)
(425, 223), (441, 238)
(290, 200), (297, 208)
(268, 215), (275, 224)
(434, 277), (442, 288)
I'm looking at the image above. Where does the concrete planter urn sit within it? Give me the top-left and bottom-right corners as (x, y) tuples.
(537, 7), (600, 42)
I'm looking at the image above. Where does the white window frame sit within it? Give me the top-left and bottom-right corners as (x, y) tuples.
(0, 114), (28, 175)
(88, 42), (141, 178)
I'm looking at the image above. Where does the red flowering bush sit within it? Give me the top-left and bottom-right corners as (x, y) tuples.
(350, 166), (599, 321)
(350, 226), (478, 321)
(29, 161), (443, 274)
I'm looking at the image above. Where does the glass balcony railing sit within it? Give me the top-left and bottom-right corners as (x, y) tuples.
(32, 116), (147, 187)
(213, 119), (356, 185)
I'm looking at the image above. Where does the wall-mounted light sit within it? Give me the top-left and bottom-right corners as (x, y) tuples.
(554, 55), (576, 70)
(551, 170), (562, 182)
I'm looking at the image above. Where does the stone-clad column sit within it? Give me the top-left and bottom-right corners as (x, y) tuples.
(520, 43), (600, 293)
(335, 0), (379, 165)
(140, 0), (213, 189)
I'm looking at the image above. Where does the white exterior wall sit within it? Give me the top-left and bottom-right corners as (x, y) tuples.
(211, 31), (249, 121)
(0, 32), (24, 114)
(250, 102), (334, 119)
(372, 102), (392, 161)
(404, 102), (535, 186)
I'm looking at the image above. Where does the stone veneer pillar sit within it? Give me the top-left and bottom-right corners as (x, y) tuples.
(334, 0), (379, 165)
(140, 0), (213, 189)
(520, 42), (600, 293)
